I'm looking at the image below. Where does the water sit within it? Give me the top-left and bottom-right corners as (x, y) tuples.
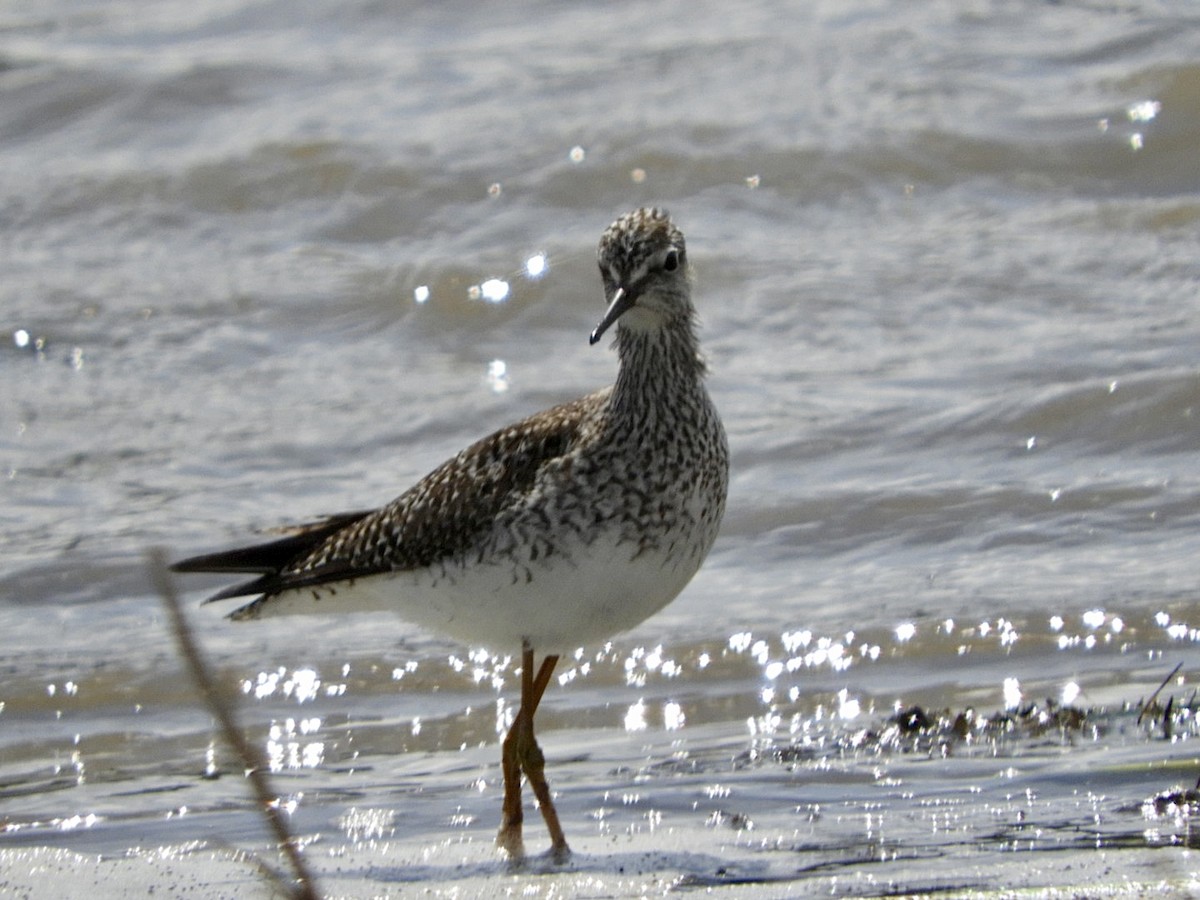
(3, 0), (1199, 895)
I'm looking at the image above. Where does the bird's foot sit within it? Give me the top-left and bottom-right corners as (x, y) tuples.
(545, 837), (571, 864)
(496, 820), (525, 861)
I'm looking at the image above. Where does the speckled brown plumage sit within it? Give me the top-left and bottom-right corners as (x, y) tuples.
(181, 391), (604, 614)
(173, 207), (728, 648)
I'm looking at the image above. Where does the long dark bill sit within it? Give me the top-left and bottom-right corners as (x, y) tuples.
(589, 286), (637, 345)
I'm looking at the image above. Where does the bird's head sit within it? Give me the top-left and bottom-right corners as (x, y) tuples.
(590, 208), (691, 346)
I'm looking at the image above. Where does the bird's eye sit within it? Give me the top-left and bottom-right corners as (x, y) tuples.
(662, 249), (679, 272)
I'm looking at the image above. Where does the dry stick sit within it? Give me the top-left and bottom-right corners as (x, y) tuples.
(147, 548), (321, 900)
(1136, 661), (1184, 726)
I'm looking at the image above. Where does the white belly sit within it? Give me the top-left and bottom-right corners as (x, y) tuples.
(255, 527), (711, 653)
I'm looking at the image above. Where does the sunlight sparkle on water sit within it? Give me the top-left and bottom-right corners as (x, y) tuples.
(1165, 622), (1195, 641)
(624, 698), (647, 731)
(486, 359), (509, 393)
(285, 668), (321, 703)
(1127, 99), (1161, 122)
(413, 285), (430, 304)
(479, 278), (510, 303)
(269, 795), (301, 817)
(782, 629), (812, 651)
(524, 253), (548, 279)
(750, 639), (770, 665)
(56, 813), (100, 831)
(468, 281), (506, 302)
(391, 660), (419, 680)
(339, 807), (396, 843)
(1003, 677), (1022, 710)
(266, 717), (325, 771)
(644, 645), (663, 671)
(996, 618), (1019, 648)
(622, 643), (680, 686)
(1061, 681), (1081, 705)
(663, 701), (685, 731)
(244, 666), (324, 703)
(836, 688), (861, 720)
(246, 667), (284, 699)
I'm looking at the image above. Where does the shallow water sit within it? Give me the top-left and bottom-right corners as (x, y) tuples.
(3, 0), (1200, 895)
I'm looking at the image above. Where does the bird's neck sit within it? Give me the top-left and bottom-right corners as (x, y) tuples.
(610, 314), (708, 417)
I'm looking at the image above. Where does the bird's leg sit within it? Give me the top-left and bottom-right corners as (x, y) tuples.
(497, 641), (570, 861)
(521, 652), (569, 860)
(497, 649), (534, 859)
(498, 708), (525, 858)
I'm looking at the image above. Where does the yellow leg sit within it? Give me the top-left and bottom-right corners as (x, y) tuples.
(496, 641), (570, 861)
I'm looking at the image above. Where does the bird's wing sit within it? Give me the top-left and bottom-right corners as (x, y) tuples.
(171, 389), (607, 606)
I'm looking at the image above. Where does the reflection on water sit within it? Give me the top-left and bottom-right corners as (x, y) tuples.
(2, 622), (1196, 893)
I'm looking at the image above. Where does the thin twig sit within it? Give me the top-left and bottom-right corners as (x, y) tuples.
(1136, 661), (1183, 726)
(147, 548), (322, 900)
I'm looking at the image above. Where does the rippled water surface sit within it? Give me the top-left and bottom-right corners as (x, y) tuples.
(3, 1), (1200, 895)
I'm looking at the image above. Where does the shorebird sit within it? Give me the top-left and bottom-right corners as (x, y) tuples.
(172, 207), (729, 860)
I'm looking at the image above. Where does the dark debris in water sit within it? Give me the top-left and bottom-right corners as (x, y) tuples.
(758, 699), (1105, 769)
(745, 683), (1200, 825)
(1145, 786), (1200, 818)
